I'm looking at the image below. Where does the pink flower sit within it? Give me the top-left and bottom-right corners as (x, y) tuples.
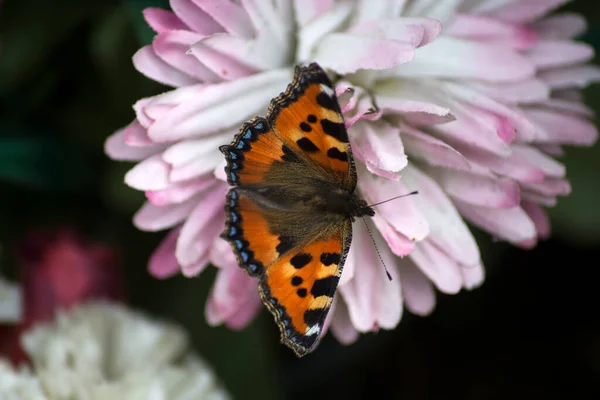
(106, 1), (599, 346)
(0, 228), (124, 364)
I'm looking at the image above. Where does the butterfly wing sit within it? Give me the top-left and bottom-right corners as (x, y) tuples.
(220, 63), (356, 356)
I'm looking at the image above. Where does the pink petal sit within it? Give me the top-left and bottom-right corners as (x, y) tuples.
(523, 107), (598, 145)
(349, 18), (442, 48)
(181, 253), (211, 277)
(454, 202), (536, 244)
(133, 194), (200, 232)
(398, 259), (436, 316)
(169, 151), (223, 183)
(525, 40), (594, 70)
(447, 14), (538, 50)
(123, 120), (155, 147)
(293, 0), (335, 26)
(209, 237), (238, 269)
(125, 154), (171, 190)
(402, 165), (481, 267)
(400, 124), (471, 170)
(466, 79), (549, 104)
(314, 33), (419, 74)
(162, 134), (231, 168)
(357, 165), (429, 242)
(143, 7), (188, 33)
(104, 129), (163, 161)
(484, 0), (571, 23)
(330, 298), (360, 345)
(350, 121), (407, 179)
(133, 97), (155, 128)
(461, 148), (546, 185)
(340, 222), (402, 331)
(521, 190), (557, 207)
(146, 175), (217, 206)
(190, 38), (259, 80)
(351, 1), (406, 24)
(375, 91), (454, 127)
(343, 93), (382, 128)
(395, 36), (535, 82)
(148, 227), (182, 278)
(538, 65), (600, 90)
(522, 201), (551, 239)
(193, 0), (254, 37)
(224, 293), (262, 330)
(409, 240), (463, 294)
(426, 166), (521, 208)
(147, 69), (291, 142)
(133, 45), (197, 87)
(153, 30), (221, 83)
(296, 2), (353, 62)
(461, 263), (485, 290)
(205, 265), (259, 326)
(533, 13), (587, 39)
(521, 178), (571, 197)
(372, 214), (415, 257)
(175, 184), (228, 267)
(170, 0), (223, 35)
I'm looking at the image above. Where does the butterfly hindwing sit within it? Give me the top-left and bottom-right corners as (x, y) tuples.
(259, 222), (352, 356)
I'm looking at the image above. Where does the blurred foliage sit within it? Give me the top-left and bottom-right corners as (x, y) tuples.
(0, 1), (599, 399)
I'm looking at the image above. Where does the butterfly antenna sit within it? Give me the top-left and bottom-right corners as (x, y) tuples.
(362, 217), (393, 281)
(367, 190), (419, 208)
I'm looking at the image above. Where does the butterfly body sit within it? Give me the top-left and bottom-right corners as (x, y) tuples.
(219, 63), (372, 356)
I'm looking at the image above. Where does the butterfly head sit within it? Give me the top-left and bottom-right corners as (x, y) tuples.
(349, 197), (375, 219)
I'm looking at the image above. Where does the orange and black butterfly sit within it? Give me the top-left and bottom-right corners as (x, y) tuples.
(219, 63), (374, 356)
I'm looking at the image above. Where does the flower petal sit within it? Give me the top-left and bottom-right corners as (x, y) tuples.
(393, 36), (535, 82)
(358, 165), (429, 241)
(148, 227), (182, 278)
(146, 175), (217, 206)
(175, 184), (228, 267)
(125, 154), (171, 190)
(447, 14), (538, 50)
(190, 37), (259, 80)
(400, 124), (471, 170)
(523, 106), (598, 145)
(330, 298), (359, 345)
(153, 30), (221, 83)
(134, 195), (200, 232)
(538, 65), (600, 90)
(147, 69), (291, 142)
(525, 40), (594, 70)
(143, 7), (188, 32)
(483, 0), (571, 23)
(522, 201), (551, 239)
(372, 214), (415, 257)
(409, 240), (463, 294)
(461, 263), (485, 290)
(402, 165), (481, 267)
(170, 0), (223, 35)
(454, 202), (536, 244)
(340, 222), (402, 331)
(105, 129), (163, 162)
(350, 121), (407, 180)
(133, 45), (197, 87)
(193, 0), (254, 37)
(398, 259), (436, 316)
(424, 165), (521, 208)
(533, 13), (587, 39)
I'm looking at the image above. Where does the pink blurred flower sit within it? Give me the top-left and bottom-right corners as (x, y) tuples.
(106, 1), (599, 345)
(0, 228), (124, 364)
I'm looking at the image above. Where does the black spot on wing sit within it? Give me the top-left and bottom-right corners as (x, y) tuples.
(327, 147), (348, 162)
(277, 235), (296, 255)
(321, 119), (348, 143)
(291, 276), (303, 286)
(311, 276), (339, 298)
(296, 137), (319, 153)
(320, 252), (341, 266)
(290, 253), (312, 269)
(316, 91), (337, 111)
(296, 288), (307, 298)
(299, 122), (312, 132)
(304, 309), (325, 327)
(307, 114), (317, 123)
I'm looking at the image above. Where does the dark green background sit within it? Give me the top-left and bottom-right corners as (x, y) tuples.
(0, 1), (599, 399)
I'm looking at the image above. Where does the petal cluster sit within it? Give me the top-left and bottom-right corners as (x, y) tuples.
(106, 0), (599, 344)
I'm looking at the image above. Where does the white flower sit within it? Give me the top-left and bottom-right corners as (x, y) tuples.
(0, 302), (229, 400)
(0, 276), (21, 324)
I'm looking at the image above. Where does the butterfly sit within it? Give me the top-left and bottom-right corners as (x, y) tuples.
(219, 62), (374, 357)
